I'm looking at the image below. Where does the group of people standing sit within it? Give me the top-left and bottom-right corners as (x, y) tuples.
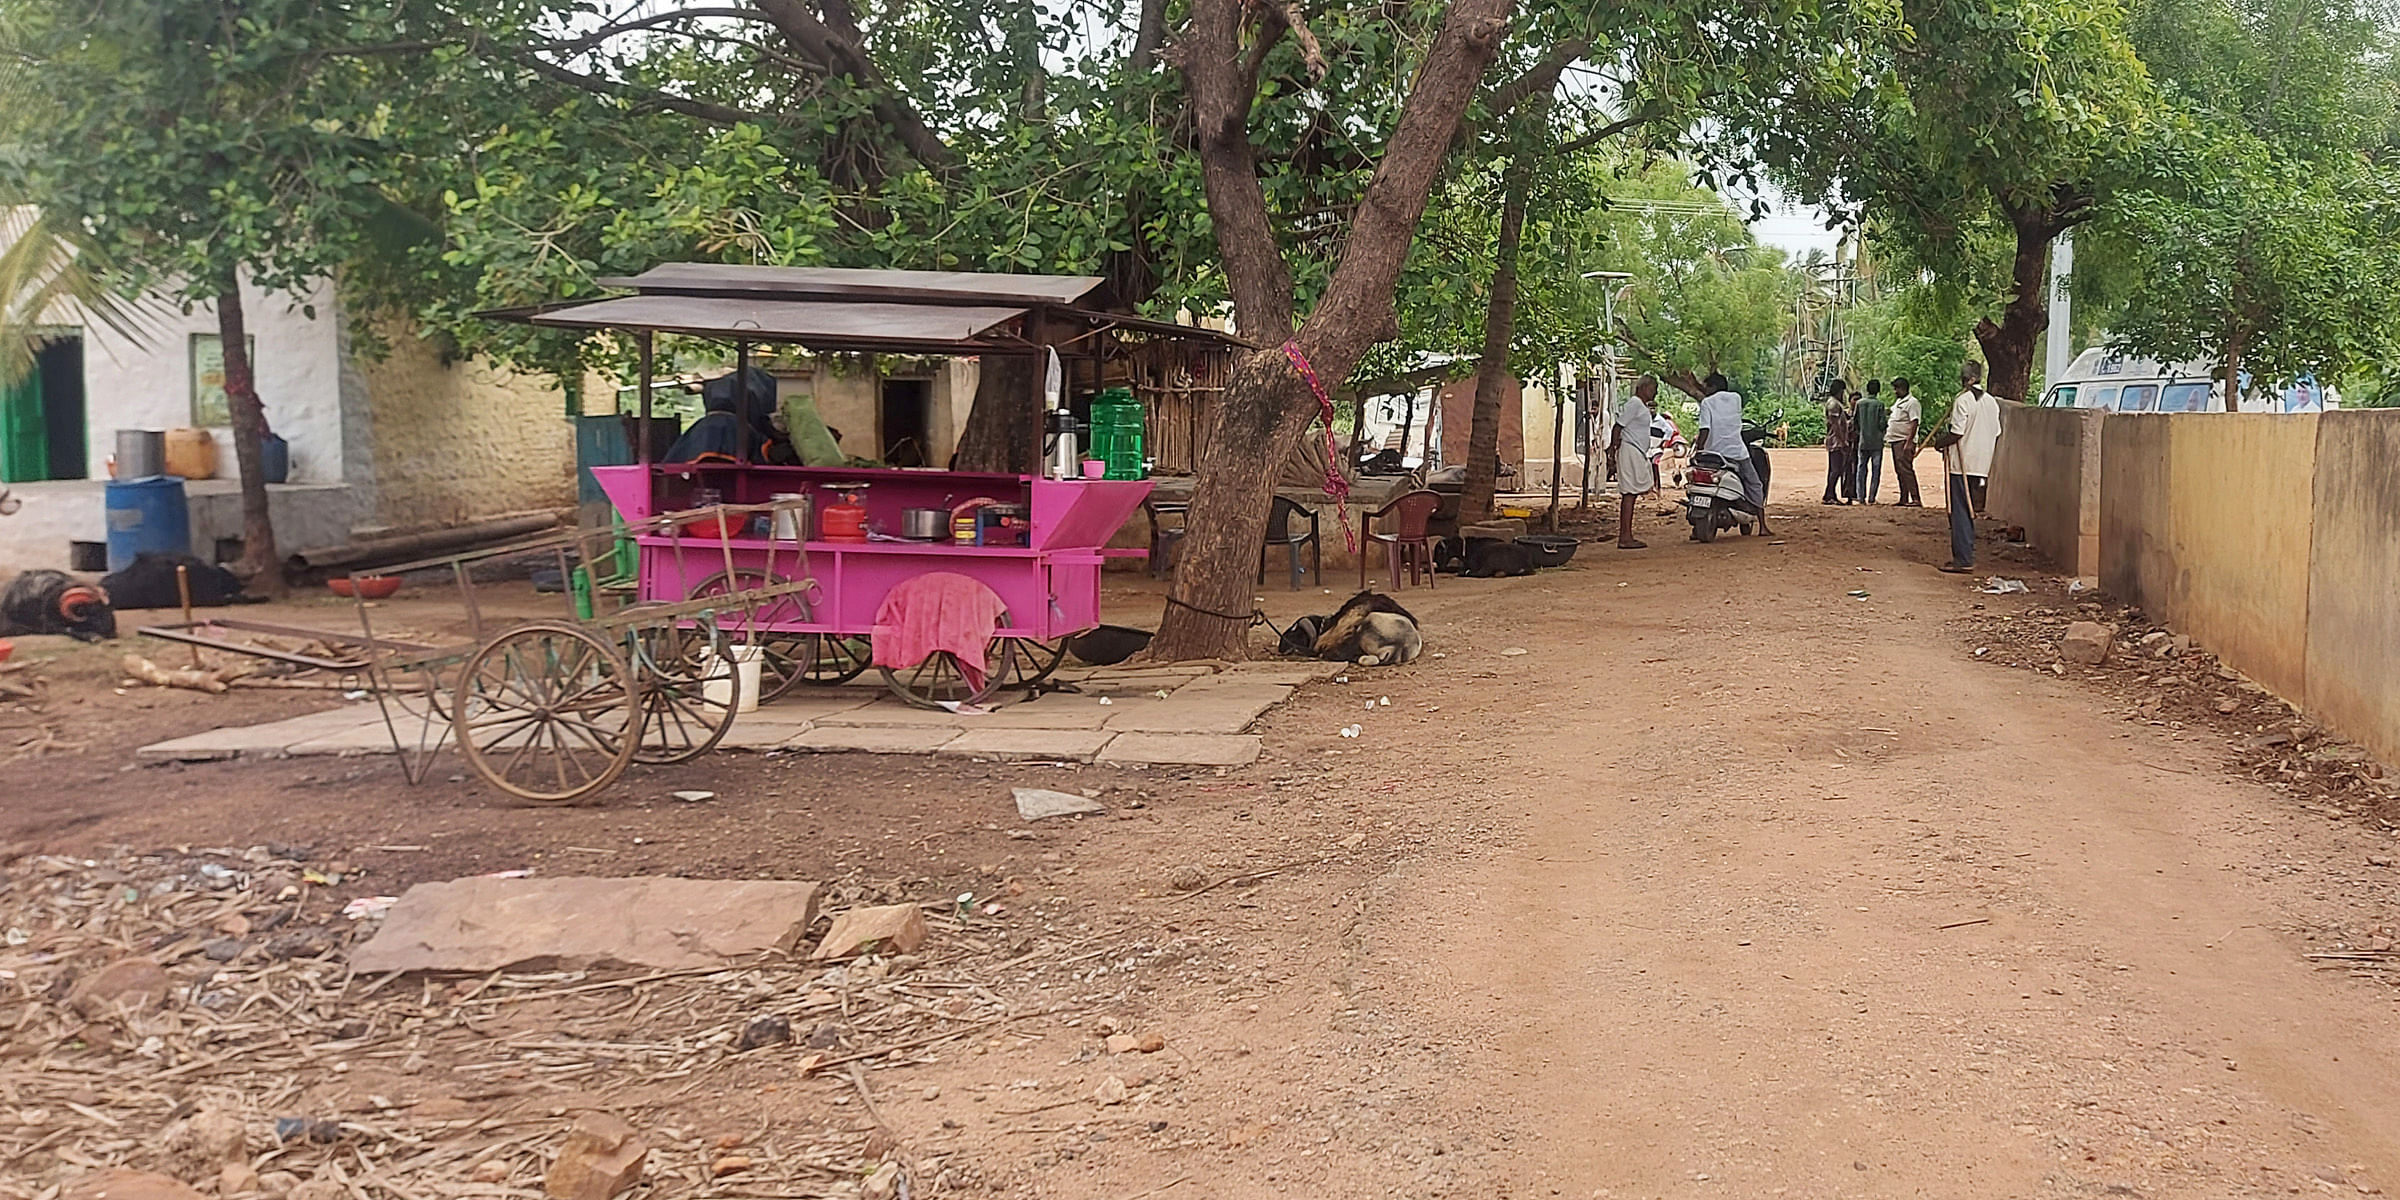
(1820, 363), (2004, 572)
(1819, 377), (1924, 507)
(1596, 361), (2004, 572)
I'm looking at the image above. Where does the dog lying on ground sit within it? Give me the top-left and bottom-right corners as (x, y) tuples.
(1279, 590), (1423, 666)
(0, 570), (116, 641)
(100, 552), (261, 610)
(1432, 536), (1537, 578)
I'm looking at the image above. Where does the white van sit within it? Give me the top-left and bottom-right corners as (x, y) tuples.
(2041, 347), (2339, 413)
(2041, 349), (2221, 412)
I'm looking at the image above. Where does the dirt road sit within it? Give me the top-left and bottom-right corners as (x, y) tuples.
(1291, 452), (2400, 1198)
(8, 449), (2400, 1199)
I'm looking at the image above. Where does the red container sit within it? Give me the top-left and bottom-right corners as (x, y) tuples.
(820, 490), (870, 542)
(329, 576), (402, 600)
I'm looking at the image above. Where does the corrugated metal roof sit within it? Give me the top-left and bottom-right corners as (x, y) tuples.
(527, 295), (1028, 349)
(590, 263), (1103, 307)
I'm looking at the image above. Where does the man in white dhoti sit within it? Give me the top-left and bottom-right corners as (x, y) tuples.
(1610, 374), (1659, 549)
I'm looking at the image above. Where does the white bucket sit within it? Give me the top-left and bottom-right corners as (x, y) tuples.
(702, 645), (765, 714)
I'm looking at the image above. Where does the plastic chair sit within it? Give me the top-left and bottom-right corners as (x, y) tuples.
(1258, 495), (1322, 590)
(1361, 489), (1441, 590)
(1144, 498), (1189, 578)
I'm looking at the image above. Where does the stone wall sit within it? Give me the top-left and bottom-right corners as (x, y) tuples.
(354, 324), (578, 533)
(1987, 401), (2104, 576)
(2303, 412), (2400, 769)
(2094, 409), (2400, 767)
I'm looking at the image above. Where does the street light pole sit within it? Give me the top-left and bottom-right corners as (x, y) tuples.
(1578, 271), (1632, 523)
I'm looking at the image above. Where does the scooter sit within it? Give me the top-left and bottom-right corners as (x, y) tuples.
(1679, 421), (1776, 543)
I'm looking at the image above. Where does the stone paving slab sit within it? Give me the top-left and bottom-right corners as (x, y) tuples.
(786, 726), (957, 754)
(939, 728), (1116, 762)
(286, 720), (414, 757)
(1103, 694), (1282, 735)
(747, 694), (877, 720)
(1095, 732), (1262, 767)
(138, 706), (381, 760)
(1215, 661), (1343, 683)
(967, 697), (1116, 729)
(715, 716), (818, 749)
(811, 705), (966, 729)
(1170, 679), (1296, 704)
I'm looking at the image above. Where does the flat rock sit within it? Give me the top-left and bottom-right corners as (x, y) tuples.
(786, 726), (957, 754)
(69, 957), (172, 1017)
(942, 729), (1115, 762)
(811, 903), (929, 960)
(64, 1170), (208, 1200)
(544, 1114), (646, 1200)
(1097, 732), (1262, 767)
(2060, 621), (2114, 665)
(351, 877), (821, 974)
(1014, 787), (1108, 820)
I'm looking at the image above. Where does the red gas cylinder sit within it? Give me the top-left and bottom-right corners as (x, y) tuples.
(819, 484), (870, 542)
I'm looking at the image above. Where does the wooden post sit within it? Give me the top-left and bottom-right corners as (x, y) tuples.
(174, 564), (200, 668)
(735, 340), (752, 465)
(637, 331), (656, 465)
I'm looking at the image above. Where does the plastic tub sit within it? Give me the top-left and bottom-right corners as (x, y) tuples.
(1514, 534), (1580, 568)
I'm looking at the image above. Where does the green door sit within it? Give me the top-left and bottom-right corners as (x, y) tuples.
(0, 367), (47, 484)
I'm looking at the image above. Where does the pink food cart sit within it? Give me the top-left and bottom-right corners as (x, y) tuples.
(589, 462), (1150, 704)
(514, 264), (1237, 706)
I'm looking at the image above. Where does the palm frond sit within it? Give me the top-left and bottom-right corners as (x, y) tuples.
(0, 207), (158, 384)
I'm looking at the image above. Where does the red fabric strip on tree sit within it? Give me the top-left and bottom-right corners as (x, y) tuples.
(1280, 341), (1358, 553)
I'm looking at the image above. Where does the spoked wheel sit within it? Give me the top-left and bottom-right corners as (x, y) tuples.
(880, 647), (1002, 710)
(626, 616), (739, 765)
(774, 632), (872, 692)
(453, 622), (640, 806)
(686, 570), (853, 699)
(988, 637), (1067, 691)
(880, 626), (1062, 712)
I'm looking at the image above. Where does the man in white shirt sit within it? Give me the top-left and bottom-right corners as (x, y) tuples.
(1886, 377), (1924, 506)
(1609, 375), (1659, 549)
(1693, 371), (1772, 535)
(1938, 361), (2003, 572)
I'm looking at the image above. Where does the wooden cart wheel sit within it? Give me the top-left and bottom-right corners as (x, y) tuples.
(452, 622), (640, 805)
(627, 617), (739, 765)
(989, 636), (1067, 690)
(685, 571), (856, 698)
(786, 633), (872, 688)
(879, 646), (1003, 710)
(879, 623), (1056, 711)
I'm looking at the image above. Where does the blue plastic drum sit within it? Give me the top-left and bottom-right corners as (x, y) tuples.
(104, 476), (192, 571)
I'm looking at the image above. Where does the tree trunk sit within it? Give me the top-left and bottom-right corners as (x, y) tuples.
(1973, 208), (2055, 403)
(1147, 0), (1515, 662)
(950, 355), (1038, 473)
(2221, 323), (2249, 413)
(213, 267), (284, 595)
(1461, 151), (1535, 523)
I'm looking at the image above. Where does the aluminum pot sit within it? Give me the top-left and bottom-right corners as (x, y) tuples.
(901, 507), (950, 540)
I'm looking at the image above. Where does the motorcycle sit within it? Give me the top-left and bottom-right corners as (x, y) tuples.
(1679, 419), (1776, 543)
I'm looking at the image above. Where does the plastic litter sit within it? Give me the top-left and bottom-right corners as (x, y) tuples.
(340, 896), (398, 921)
(1980, 577), (2030, 594)
(1501, 647), (1529, 657)
(1847, 589), (1870, 599)
(671, 790), (716, 803)
(1339, 724), (1362, 738)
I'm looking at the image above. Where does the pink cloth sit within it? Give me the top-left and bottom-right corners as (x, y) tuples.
(872, 572), (1009, 691)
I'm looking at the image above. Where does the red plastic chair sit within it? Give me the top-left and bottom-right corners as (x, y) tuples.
(1360, 490), (1441, 590)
